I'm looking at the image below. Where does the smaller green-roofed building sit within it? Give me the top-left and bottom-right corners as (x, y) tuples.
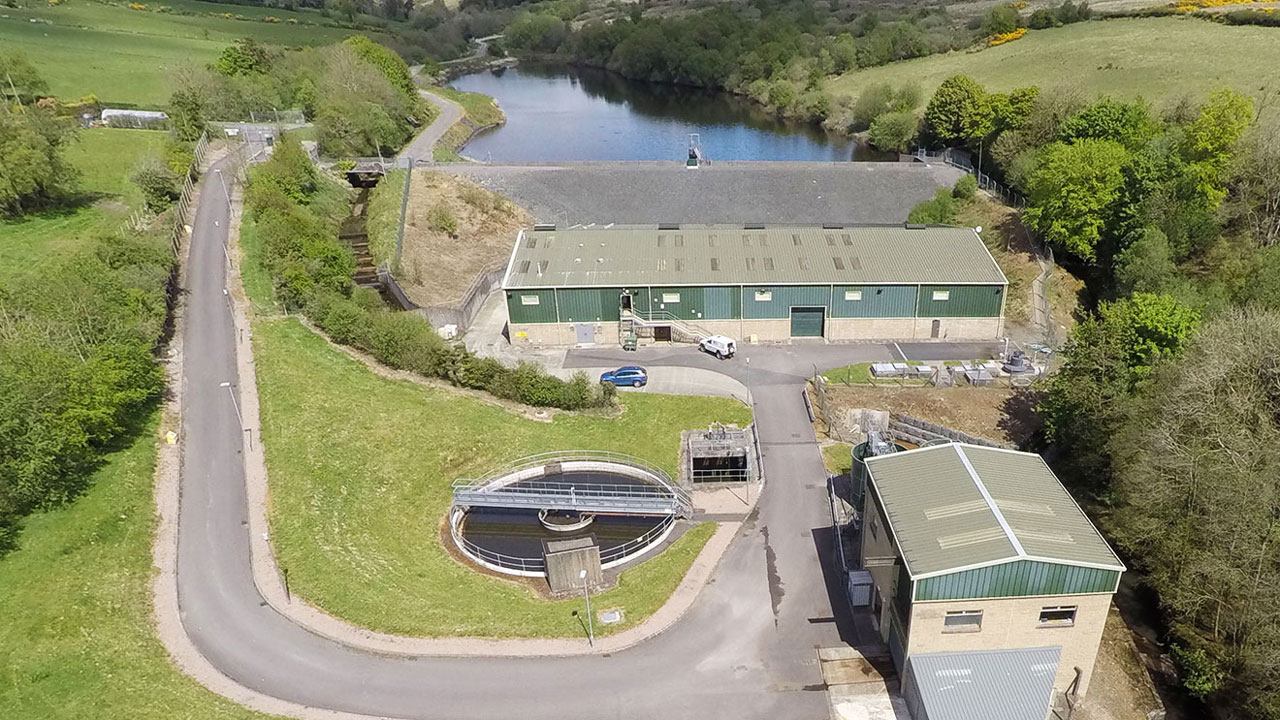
(501, 224), (1008, 346)
(858, 444), (1123, 703)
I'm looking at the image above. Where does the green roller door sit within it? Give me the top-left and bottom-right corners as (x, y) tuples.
(790, 307), (825, 337)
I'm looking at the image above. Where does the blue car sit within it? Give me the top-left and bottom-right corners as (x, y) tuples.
(600, 366), (648, 388)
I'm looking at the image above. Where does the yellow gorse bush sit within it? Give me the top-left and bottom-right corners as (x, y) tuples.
(1170, 0), (1258, 11)
(989, 28), (1028, 46)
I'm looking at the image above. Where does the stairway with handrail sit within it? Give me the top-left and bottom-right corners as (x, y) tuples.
(619, 307), (713, 347)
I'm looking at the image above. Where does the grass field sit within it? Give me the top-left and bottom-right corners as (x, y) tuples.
(0, 0), (393, 106)
(0, 127), (169, 285)
(0, 414), (269, 719)
(826, 17), (1280, 105)
(255, 317), (751, 638)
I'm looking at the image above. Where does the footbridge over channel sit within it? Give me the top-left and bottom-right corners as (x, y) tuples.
(451, 452), (693, 518)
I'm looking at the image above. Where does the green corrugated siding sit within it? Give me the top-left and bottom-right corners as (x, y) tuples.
(914, 560), (1120, 601)
(703, 286), (741, 319)
(506, 289), (558, 323)
(742, 285), (832, 319)
(831, 285), (917, 318)
(648, 286), (704, 321)
(556, 288), (621, 323)
(917, 285), (1004, 318)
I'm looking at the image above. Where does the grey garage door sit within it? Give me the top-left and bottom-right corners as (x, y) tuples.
(790, 307), (825, 337)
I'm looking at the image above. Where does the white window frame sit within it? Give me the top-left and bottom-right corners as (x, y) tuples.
(845, 290), (863, 302)
(520, 295), (541, 306)
(661, 292), (681, 304)
(1037, 605), (1078, 628)
(932, 290), (950, 301)
(942, 610), (983, 633)
(754, 290), (773, 302)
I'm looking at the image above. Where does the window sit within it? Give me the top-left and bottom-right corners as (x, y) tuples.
(868, 514), (879, 539)
(932, 290), (950, 301)
(943, 610), (983, 633)
(662, 292), (681, 304)
(1038, 606), (1077, 628)
(520, 295), (541, 306)
(845, 290), (863, 302)
(755, 290), (772, 302)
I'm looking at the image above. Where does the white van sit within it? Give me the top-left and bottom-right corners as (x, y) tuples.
(698, 335), (737, 359)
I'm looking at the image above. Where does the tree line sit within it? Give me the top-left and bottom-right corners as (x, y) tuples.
(244, 137), (616, 410)
(908, 73), (1280, 718)
(168, 35), (426, 157)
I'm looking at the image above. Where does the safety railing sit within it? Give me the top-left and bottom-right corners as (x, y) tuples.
(623, 308), (711, 341)
(453, 451), (691, 517)
(448, 508), (546, 575)
(600, 515), (676, 566)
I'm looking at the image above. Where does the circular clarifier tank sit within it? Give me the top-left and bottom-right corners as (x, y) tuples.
(450, 455), (688, 577)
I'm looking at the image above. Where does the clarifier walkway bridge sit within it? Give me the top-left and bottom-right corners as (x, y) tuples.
(451, 452), (693, 518)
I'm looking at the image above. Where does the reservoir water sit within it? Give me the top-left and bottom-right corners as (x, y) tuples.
(449, 64), (894, 163)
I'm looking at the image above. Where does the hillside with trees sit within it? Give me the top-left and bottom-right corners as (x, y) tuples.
(896, 69), (1280, 719)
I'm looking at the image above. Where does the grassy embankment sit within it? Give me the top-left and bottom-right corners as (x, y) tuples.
(827, 17), (1280, 106)
(0, 0), (395, 106)
(0, 414), (271, 719)
(423, 85), (506, 161)
(0, 127), (167, 284)
(254, 317), (750, 637)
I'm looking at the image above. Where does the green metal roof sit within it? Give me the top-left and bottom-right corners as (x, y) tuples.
(502, 224), (1008, 289)
(864, 444), (1124, 579)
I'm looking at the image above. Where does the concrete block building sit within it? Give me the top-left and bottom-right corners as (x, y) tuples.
(859, 444), (1124, 715)
(501, 224), (1007, 346)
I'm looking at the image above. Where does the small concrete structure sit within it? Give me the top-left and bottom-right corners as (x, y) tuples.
(543, 536), (602, 595)
(682, 423), (758, 486)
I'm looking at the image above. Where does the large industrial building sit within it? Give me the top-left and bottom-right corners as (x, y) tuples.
(858, 444), (1125, 716)
(501, 224), (1008, 346)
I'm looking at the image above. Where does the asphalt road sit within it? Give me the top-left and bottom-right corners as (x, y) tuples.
(398, 90), (463, 163)
(174, 155), (997, 719)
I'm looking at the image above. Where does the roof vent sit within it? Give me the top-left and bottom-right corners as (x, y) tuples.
(533, 223), (556, 231)
(822, 223), (844, 230)
(905, 223), (927, 230)
(658, 223), (680, 230)
(744, 223), (766, 230)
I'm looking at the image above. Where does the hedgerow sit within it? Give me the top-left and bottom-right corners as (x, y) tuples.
(245, 137), (613, 412)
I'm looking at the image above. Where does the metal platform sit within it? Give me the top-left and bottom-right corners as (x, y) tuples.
(452, 452), (692, 518)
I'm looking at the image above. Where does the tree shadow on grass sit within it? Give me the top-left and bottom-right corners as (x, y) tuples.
(2, 191), (116, 224)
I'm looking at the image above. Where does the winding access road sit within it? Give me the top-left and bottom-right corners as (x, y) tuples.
(175, 154), (994, 719)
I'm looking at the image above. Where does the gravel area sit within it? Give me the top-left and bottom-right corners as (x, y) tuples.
(437, 161), (964, 225)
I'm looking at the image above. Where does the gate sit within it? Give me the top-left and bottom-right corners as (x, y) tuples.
(790, 307), (825, 337)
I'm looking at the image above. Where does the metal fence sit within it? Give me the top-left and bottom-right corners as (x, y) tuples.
(913, 147), (1027, 207)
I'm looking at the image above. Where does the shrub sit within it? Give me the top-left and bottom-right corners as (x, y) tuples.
(982, 5), (1022, 35)
(428, 203), (457, 234)
(867, 111), (918, 153)
(953, 173), (978, 200)
(908, 187), (959, 224)
(130, 154), (180, 212)
(1171, 644), (1225, 699)
(988, 28), (1027, 47)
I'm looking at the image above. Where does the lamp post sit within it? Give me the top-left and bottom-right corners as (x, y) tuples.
(214, 168), (232, 210)
(219, 381), (252, 449)
(579, 568), (594, 647)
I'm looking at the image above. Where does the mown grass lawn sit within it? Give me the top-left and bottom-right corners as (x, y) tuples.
(0, 127), (168, 285)
(0, 0), (392, 106)
(255, 318), (751, 637)
(427, 85), (506, 127)
(0, 414), (270, 719)
(827, 17), (1280, 105)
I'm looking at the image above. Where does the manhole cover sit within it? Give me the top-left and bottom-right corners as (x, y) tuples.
(601, 610), (623, 624)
